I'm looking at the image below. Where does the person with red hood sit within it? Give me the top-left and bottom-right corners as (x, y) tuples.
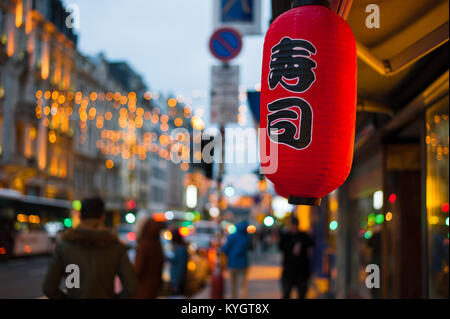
(168, 228), (188, 296)
(134, 218), (164, 298)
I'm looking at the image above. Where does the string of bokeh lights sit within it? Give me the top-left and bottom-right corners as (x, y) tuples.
(34, 89), (209, 172)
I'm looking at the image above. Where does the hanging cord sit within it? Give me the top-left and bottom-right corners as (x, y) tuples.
(291, 0), (331, 9)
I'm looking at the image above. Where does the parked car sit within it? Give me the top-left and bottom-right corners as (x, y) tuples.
(117, 223), (137, 249)
(159, 228), (211, 296)
(187, 220), (220, 248)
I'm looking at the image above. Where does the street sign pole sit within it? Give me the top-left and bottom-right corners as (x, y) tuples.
(216, 59), (226, 229)
(216, 60), (231, 220)
(209, 29), (242, 299)
(211, 121), (226, 299)
(213, 0), (262, 36)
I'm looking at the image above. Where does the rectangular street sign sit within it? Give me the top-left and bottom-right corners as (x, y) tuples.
(213, 0), (261, 36)
(210, 65), (240, 124)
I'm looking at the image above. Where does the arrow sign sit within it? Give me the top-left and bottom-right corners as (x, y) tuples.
(209, 27), (242, 61)
(222, 0), (252, 22)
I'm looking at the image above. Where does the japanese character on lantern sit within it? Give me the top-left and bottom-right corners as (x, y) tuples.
(268, 37), (317, 93)
(267, 97), (313, 150)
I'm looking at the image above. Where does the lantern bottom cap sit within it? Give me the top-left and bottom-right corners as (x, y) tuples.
(288, 196), (322, 206)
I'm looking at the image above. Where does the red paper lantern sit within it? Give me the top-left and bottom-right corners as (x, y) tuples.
(260, 0), (357, 206)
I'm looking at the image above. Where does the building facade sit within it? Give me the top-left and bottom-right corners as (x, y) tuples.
(270, 0), (449, 299)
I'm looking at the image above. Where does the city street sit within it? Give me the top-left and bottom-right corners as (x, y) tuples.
(0, 249), (330, 300)
(193, 251), (283, 299)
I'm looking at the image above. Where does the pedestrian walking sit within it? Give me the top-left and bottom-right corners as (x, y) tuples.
(43, 197), (138, 299)
(134, 218), (164, 298)
(222, 220), (251, 299)
(279, 217), (315, 299)
(168, 229), (188, 296)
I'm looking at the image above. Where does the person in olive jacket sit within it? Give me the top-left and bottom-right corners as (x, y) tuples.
(43, 197), (138, 299)
(133, 218), (164, 298)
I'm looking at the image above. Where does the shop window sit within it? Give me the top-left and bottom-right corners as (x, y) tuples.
(24, 123), (37, 159)
(47, 137), (67, 178)
(426, 95), (449, 299)
(0, 8), (5, 43)
(37, 125), (47, 170)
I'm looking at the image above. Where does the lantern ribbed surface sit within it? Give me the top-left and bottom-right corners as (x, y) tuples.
(274, 184), (289, 199)
(260, 5), (357, 205)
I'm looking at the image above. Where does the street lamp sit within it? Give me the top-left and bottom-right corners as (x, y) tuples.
(373, 190), (383, 210)
(209, 207), (220, 218)
(263, 216), (275, 227)
(224, 186), (235, 197)
(186, 185), (198, 209)
(125, 212), (136, 224)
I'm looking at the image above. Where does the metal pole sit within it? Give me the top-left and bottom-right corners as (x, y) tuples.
(217, 61), (229, 220)
(218, 124), (225, 216)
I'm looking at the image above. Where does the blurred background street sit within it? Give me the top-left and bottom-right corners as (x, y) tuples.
(0, 256), (49, 298)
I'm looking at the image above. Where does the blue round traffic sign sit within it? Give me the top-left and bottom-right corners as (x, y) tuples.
(209, 28), (242, 61)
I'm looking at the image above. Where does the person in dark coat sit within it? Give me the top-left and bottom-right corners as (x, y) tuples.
(168, 229), (188, 296)
(222, 220), (251, 298)
(134, 218), (164, 298)
(279, 217), (315, 299)
(367, 224), (382, 299)
(42, 197), (138, 299)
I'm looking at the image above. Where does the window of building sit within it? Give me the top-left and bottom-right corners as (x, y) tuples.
(15, 121), (25, 157)
(0, 115), (3, 156)
(425, 95), (449, 299)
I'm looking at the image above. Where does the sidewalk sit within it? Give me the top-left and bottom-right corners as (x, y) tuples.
(192, 251), (330, 299)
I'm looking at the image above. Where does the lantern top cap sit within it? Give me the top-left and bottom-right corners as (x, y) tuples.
(291, 0), (331, 9)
